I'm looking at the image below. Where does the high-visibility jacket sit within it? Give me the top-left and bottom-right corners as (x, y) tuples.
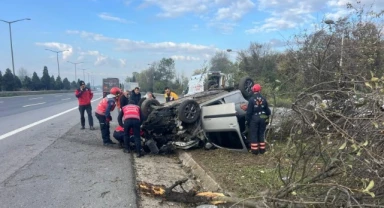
(95, 97), (116, 116)
(115, 125), (124, 132)
(164, 92), (179, 102)
(122, 104), (141, 121)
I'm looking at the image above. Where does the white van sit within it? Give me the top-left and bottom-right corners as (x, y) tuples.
(185, 71), (233, 96)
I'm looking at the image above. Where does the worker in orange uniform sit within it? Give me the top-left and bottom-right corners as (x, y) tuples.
(118, 100), (145, 157)
(246, 84), (271, 155)
(95, 87), (121, 147)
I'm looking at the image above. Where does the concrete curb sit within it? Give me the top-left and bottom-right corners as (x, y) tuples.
(177, 150), (224, 194)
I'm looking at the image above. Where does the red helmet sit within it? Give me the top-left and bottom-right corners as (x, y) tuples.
(110, 87), (121, 96)
(252, 84), (261, 92)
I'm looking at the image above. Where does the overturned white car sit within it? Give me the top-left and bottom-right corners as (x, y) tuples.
(139, 77), (255, 154)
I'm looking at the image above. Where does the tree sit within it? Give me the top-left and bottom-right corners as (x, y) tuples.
(50, 75), (55, 90)
(154, 58), (175, 83)
(209, 51), (234, 74)
(14, 76), (22, 90)
(17, 68), (29, 82)
(2, 69), (15, 91)
(62, 78), (71, 90)
(55, 76), (63, 90)
(41, 66), (51, 90)
(23, 76), (33, 90)
(70, 81), (77, 89)
(31, 72), (41, 91)
(0, 70), (2, 91)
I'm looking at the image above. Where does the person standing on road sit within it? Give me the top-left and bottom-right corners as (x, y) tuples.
(129, 87), (141, 105)
(95, 87), (121, 147)
(118, 99), (144, 157)
(246, 84), (271, 155)
(119, 90), (130, 110)
(164, 87), (178, 102)
(75, 81), (95, 130)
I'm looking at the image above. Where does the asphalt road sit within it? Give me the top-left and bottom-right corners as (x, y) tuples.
(0, 92), (77, 118)
(0, 92), (137, 207)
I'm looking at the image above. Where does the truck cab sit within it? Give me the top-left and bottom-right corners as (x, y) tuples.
(102, 78), (120, 98)
(185, 71), (233, 96)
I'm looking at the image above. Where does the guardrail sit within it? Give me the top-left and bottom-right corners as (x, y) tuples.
(0, 90), (74, 97)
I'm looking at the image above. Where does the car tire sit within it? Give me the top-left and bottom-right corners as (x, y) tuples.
(239, 76), (254, 99)
(178, 99), (201, 124)
(204, 80), (217, 90)
(141, 99), (161, 117)
(138, 97), (146, 108)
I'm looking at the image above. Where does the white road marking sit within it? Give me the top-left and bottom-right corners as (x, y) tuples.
(55, 95), (63, 97)
(0, 97), (102, 141)
(29, 97), (43, 100)
(22, 102), (46, 107)
(61, 98), (71, 101)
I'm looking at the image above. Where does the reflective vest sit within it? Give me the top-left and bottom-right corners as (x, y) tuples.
(95, 98), (116, 115)
(253, 95), (266, 115)
(115, 125), (124, 132)
(122, 104), (140, 121)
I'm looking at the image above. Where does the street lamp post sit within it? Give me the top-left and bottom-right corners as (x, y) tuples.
(45, 49), (68, 77)
(80, 69), (86, 81)
(0, 18), (31, 78)
(67, 61), (83, 82)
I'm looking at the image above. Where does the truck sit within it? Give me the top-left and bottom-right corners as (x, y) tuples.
(102, 78), (120, 98)
(123, 82), (139, 92)
(184, 71), (234, 96)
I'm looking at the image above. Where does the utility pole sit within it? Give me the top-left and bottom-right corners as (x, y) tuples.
(0, 18), (31, 78)
(45, 49), (68, 77)
(67, 61), (83, 83)
(80, 69), (86, 81)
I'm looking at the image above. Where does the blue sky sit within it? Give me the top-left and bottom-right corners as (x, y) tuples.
(0, 0), (383, 85)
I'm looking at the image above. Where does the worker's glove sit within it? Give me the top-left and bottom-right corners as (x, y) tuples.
(106, 117), (111, 123)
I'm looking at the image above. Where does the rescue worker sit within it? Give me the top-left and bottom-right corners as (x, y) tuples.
(129, 87), (141, 105)
(95, 87), (121, 146)
(118, 99), (145, 157)
(75, 80), (95, 130)
(164, 87), (179, 102)
(113, 125), (126, 148)
(246, 84), (271, 155)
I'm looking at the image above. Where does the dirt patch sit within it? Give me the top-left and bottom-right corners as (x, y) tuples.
(187, 146), (285, 199)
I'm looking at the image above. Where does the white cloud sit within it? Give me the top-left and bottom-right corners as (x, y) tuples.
(66, 30), (218, 54)
(139, 0), (255, 33)
(35, 42), (73, 60)
(246, 0), (384, 34)
(78, 50), (126, 68)
(98, 12), (134, 23)
(171, 55), (201, 61)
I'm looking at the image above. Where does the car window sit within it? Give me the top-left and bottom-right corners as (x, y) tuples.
(223, 93), (247, 104)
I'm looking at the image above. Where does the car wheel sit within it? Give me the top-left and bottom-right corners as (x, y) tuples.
(239, 77), (254, 99)
(178, 100), (201, 124)
(141, 99), (161, 117)
(138, 97), (146, 108)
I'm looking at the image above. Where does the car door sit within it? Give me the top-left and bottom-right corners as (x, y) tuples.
(201, 102), (248, 152)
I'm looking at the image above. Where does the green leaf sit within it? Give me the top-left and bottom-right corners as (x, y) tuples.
(351, 144), (358, 152)
(339, 142), (347, 150)
(372, 122), (379, 128)
(291, 191), (297, 196)
(363, 140), (369, 146)
(371, 77), (379, 82)
(362, 180), (375, 198)
(297, 130), (302, 135)
(275, 79), (281, 83)
(365, 82), (373, 89)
